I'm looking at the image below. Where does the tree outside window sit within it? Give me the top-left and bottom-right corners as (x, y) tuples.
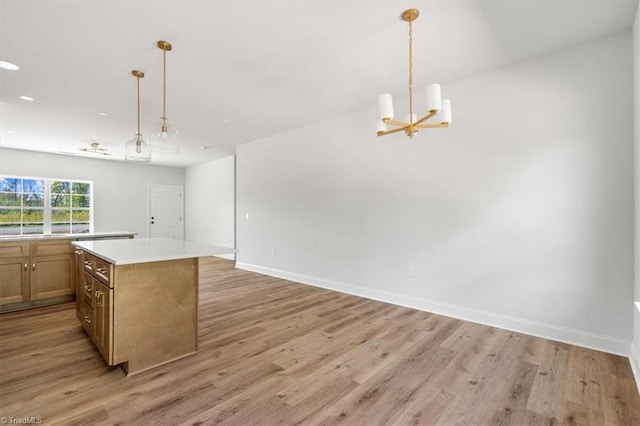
(0, 176), (92, 236)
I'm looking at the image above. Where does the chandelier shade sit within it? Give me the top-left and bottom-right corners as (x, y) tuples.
(377, 9), (452, 139)
(149, 40), (179, 154)
(125, 70), (152, 163)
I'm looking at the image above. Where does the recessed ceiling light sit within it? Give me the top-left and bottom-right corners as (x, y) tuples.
(6, 130), (17, 134)
(19, 95), (34, 101)
(98, 112), (109, 117)
(0, 61), (19, 71)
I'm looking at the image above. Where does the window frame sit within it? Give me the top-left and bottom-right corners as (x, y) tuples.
(0, 175), (94, 236)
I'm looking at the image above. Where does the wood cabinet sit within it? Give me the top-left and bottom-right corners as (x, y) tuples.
(0, 242), (29, 305)
(93, 280), (112, 361)
(77, 250), (114, 364)
(0, 239), (75, 312)
(74, 249), (84, 321)
(74, 245), (198, 376)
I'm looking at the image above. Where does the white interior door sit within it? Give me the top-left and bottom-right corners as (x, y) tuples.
(148, 185), (184, 239)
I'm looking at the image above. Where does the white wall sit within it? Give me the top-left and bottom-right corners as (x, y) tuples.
(236, 32), (634, 355)
(632, 2), (640, 387)
(0, 148), (185, 237)
(185, 155), (235, 258)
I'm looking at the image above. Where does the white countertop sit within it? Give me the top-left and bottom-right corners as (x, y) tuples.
(72, 238), (235, 265)
(0, 231), (136, 242)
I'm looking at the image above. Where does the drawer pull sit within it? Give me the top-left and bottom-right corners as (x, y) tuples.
(84, 314), (91, 324)
(84, 260), (91, 266)
(84, 285), (92, 293)
(97, 267), (108, 275)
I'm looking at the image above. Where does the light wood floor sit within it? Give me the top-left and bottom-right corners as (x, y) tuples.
(1, 257), (639, 425)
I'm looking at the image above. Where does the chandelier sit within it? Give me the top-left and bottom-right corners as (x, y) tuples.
(125, 70), (152, 163)
(377, 9), (452, 139)
(149, 40), (179, 154)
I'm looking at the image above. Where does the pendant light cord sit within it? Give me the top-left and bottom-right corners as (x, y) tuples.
(162, 47), (167, 130)
(136, 74), (141, 144)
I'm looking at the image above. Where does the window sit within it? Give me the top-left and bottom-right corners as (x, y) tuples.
(0, 175), (93, 236)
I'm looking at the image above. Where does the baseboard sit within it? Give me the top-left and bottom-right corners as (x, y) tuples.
(631, 341), (640, 395)
(236, 262), (632, 357)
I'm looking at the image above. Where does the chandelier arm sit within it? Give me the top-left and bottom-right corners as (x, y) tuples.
(377, 126), (410, 137)
(416, 123), (450, 129)
(413, 111), (438, 126)
(383, 118), (410, 127)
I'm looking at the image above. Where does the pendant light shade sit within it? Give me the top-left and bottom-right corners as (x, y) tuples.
(149, 40), (179, 154)
(125, 70), (152, 163)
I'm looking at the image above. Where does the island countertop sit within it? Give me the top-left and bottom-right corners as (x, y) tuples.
(72, 238), (235, 265)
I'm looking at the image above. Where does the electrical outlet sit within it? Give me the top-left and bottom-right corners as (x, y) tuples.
(408, 266), (416, 278)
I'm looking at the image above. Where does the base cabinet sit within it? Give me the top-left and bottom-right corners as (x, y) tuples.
(0, 240), (75, 312)
(31, 254), (75, 300)
(0, 256), (29, 304)
(93, 280), (113, 361)
(77, 252), (114, 364)
(75, 249), (197, 375)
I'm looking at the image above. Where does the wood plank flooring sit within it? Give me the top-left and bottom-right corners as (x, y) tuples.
(1, 257), (639, 425)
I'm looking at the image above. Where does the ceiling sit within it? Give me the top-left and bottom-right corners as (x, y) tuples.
(1, 0), (637, 168)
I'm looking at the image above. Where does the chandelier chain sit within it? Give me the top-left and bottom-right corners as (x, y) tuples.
(408, 18), (414, 127)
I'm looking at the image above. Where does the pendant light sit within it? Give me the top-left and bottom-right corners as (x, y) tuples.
(377, 9), (452, 139)
(125, 70), (152, 163)
(149, 40), (179, 154)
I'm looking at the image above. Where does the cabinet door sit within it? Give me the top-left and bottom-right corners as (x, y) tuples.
(30, 254), (75, 300)
(74, 250), (84, 321)
(94, 281), (113, 364)
(0, 257), (29, 304)
(81, 300), (93, 336)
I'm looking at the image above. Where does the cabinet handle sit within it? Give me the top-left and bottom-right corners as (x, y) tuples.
(24, 263), (27, 271)
(96, 291), (103, 306)
(97, 267), (107, 274)
(84, 260), (91, 266)
(75, 250), (83, 255)
(84, 314), (91, 324)
(84, 285), (92, 293)
(32, 263), (36, 271)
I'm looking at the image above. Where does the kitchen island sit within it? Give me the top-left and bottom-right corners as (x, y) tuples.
(72, 238), (234, 376)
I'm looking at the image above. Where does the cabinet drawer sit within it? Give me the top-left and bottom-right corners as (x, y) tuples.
(0, 242), (29, 259)
(82, 273), (94, 308)
(94, 257), (112, 287)
(30, 240), (73, 256)
(83, 253), (95, 274)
